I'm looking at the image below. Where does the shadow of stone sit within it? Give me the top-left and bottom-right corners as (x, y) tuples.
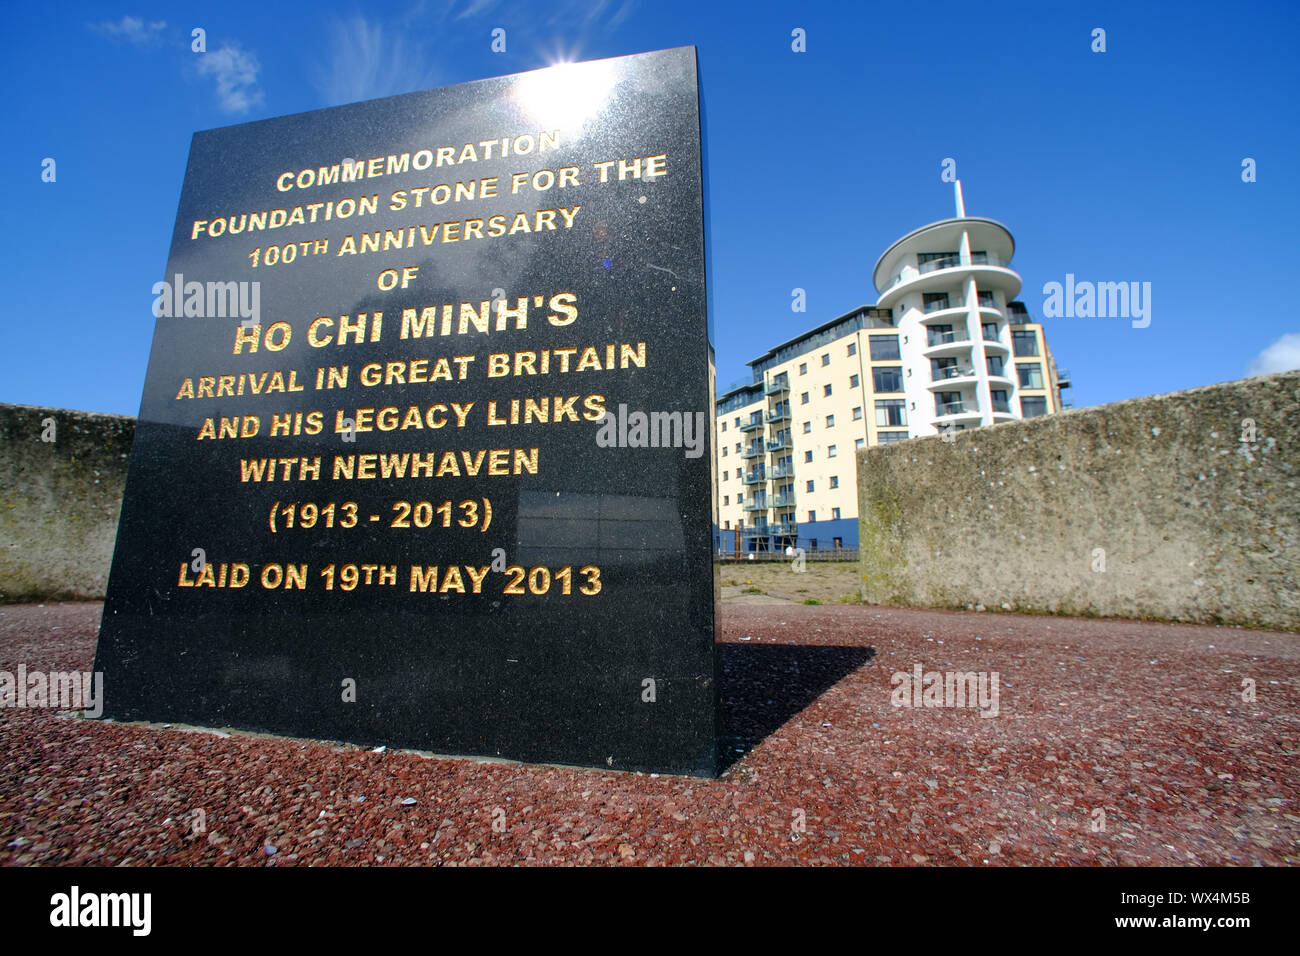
(717, 642), (876, 773)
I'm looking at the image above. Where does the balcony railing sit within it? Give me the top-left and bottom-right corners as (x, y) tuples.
(922, 297), (952, 313)
(935, 401), (975, 417)
(932, 364), (973, 381)
(765, 436), (792, 452)
(764, 407), (791, 423)
(926, 330), (970, 347)
(743, 499), (768, 513)
(739, 418), (764, 433)
(741, 444), (763, 459)
(770, 494), (797, 509)
(742, 468), (766, 485)
(770, 522), (798, 536)
(991, 400), (1011, 414)
(881, 252), (1008, 294)
(769, 464), (796, 480)
(764, 377), (790, 395)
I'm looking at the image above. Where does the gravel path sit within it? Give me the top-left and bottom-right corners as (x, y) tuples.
(1, 602), (1295, 866)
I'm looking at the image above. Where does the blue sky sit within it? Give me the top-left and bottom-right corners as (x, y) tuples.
(3, 0), (1297, 416)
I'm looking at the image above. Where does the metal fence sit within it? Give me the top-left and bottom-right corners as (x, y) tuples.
(715, 549), (859, 563)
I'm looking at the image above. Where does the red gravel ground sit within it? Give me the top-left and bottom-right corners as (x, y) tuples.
(1, 601), (1296, 866)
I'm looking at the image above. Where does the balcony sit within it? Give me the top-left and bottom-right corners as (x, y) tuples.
(931, 364), (975, 381)
(739, 417), (764, 433)
(764, 407), (791, 424)
(743, 499), (769, 513)
(927, 328), (969, 346)
(878, 250), (1021, 307)
(742, 468), (766, 485)
(935, 401), (975, 418)
(769, 463), (796, 480)
(741, 444), (763, 459)
(770, 522), (798, 536)
(764, 377), (790, 395)
(922, 330), (973, 359)
(990, 399), (1012, 414)
(770, 493), (797, 509)
(1056, 368), (1072, 389)
(765, 436), (792, 452)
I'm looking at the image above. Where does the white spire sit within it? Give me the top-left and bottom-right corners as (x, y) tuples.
(954, 179), (966, 218)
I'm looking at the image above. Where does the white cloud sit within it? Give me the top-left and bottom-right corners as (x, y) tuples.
(91, 15), (166, 45)
(455, 0), (501, 19)
(196, 44), (264, 114)
(1246, 332), (1300, 377)
(313, 16), (437, 106)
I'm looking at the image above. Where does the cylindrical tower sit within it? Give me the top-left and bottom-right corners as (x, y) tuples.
(871, 199), (1022, 437)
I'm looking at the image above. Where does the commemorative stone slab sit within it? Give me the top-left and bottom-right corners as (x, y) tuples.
(92, 47), (718, 776)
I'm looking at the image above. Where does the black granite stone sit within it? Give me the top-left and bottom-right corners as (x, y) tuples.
(92, 47), (717, 776)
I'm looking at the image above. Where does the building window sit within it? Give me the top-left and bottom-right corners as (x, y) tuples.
(875, 399), (907, 427)
(936, 391), (964, 416)
(832, 507), (841, 520)
(823, 384), (833, 397)
(807, 512), (816, 523)
(852, 406), (863, 421)
(856, 438), (865, 449)
(923, 292), (950, 313)
(991, 389), (1010, 414)
(821, 353), (830, 366)
(724, 521), (730, 530)
(722, 447), (727, 457)
(721, 421), (727, 432)
(850, 373), (860, 388)
(722, 470), (728, 480)
(987, 355), (1006, 377)
(804, 450), (813, 462)
(877, 431), (908, 444)
(723, 495), (729, 505)
(927, 324), (957, 347)
(801, 391), (810, 404)
(847, 342), (857, 356)
(802, 421), (812, 434)
(978, 290), (996, 308)
(870, 335), (901, 361)
(983, 322), (999, 342)
(872, 366), (903, 392)
(806, 480), (815, 492)
(1012, 330), (1039, 356)
(799, 362), (807, 375)
(1017, 363), (1044, 388)
(828, 445), (837, 458)
(830, 476), (839, 489)
(735, 443), (741, 453)
(1021, 396), (1048, 418)
(825, 414), (835, 427)
(734, 417), (741, 427)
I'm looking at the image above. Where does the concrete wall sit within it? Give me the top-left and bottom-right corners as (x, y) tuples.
(0, 404), (133, 603)
(857, 372), (1299, 631)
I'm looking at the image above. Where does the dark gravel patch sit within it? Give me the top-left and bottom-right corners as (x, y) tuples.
(1, 602), (1295, 866)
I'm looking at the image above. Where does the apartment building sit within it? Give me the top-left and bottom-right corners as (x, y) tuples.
(714, 186), (1070, 554)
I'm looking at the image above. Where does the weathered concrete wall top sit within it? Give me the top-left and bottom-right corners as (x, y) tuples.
(0, 404), (134, 603)
(857, 372), (1298, 631)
